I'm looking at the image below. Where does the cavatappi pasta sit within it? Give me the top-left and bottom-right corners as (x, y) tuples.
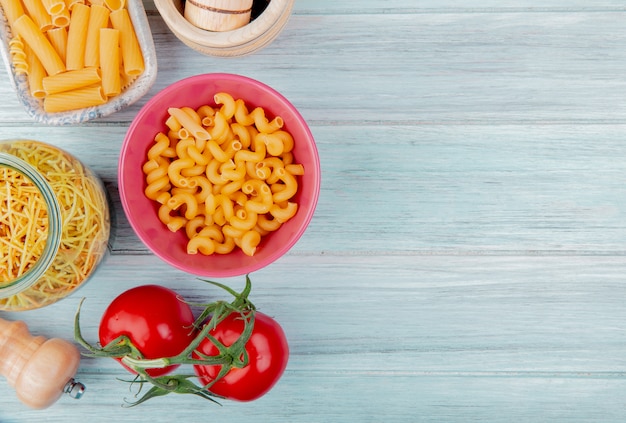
(143, 93), (304, 257)
(0, 0), (145, 113)
(0, 140), (110, 311)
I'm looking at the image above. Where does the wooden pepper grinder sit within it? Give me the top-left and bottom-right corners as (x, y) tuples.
(0, 318), (84, 409)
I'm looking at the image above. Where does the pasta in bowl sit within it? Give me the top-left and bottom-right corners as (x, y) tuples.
(0, 0), (157, 124)
(118, 73), (320, 277)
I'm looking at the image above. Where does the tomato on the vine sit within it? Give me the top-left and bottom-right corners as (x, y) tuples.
(98, 285), (197, 377)
(193, 311), (289, 401)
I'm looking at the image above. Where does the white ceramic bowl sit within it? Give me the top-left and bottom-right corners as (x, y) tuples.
(0, 1), (157, 125)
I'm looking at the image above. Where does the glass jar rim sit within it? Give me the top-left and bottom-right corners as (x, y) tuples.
(0, 152), (63, 298)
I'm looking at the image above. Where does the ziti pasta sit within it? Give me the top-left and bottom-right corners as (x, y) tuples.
(0, 0), (145, 113)
(143, 93), (304, 257)
(0, 140), (110, 311)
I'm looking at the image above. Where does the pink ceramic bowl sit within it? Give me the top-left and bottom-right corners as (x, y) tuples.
(118, 73), (320, 277)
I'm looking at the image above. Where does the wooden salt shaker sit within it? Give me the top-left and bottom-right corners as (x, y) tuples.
(184, 0), (254, 32)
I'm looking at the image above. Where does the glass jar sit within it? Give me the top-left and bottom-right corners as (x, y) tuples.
(0, 139), (110, 311)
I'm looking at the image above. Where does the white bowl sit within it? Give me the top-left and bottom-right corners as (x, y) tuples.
(0, 1), (157, 125)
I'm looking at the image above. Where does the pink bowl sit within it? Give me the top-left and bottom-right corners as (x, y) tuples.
(118, 73), (320, 277)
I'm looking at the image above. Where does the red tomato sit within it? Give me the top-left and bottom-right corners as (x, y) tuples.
(99, 285), (197, 377)
(193, 311), (289, 401)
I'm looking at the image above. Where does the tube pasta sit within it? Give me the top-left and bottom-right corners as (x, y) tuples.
(110, 8), (144, 76)
(0, 0), (145, 113)
(46, 27), (68, 62)
(13, 14), (65, 76)
(52, 6), (70, 27)
(65, 3), (89, 70)
(42, 66), (101, 95)
(167, 107), (211, 140)
(26, 45), (46, 98)
(99, 28), (121, 96)
(103, 0), (123, 11)
(143, 94), (305, 257)
(84, 4), (110, 68)
(43, 85), (107, 112)
(0, 0), (24, 29)
(41, 0), (65, 15)
(167, 107), (211, 141)
(22, 0), (54, 31)
(64, 0), (83, 10)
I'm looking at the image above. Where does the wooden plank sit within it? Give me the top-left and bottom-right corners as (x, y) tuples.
(293, 0), (626, 13)
(0, 3), (624, 421)
(145, 1), (626, 13)
(4, 11), (626, 124)
(303, 124), (626, 254)
(1, 123), (624, 254)
(1, 254), (625, 421)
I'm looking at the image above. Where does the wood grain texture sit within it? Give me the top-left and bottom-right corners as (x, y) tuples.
(0, 0), (626, 421)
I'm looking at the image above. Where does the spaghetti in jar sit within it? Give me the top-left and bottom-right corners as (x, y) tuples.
(0, 140), (110, 311)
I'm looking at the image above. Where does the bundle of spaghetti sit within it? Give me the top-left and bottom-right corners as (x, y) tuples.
(0, 167), (48, 283)
(0, 141), (109, 310)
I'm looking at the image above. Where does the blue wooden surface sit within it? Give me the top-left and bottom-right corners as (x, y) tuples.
(1, 1), (626, 421)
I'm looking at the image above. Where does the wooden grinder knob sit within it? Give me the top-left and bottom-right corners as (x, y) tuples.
(0, 318), (84, 409)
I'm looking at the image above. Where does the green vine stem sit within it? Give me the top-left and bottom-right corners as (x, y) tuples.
(73, 275), (257, 406)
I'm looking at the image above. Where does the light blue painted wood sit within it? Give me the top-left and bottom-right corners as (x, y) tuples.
(1, 1), (626, 421)
(2, 254), (626, 422)
(5, 9), (626, 124)
(293, 0), (626, 12)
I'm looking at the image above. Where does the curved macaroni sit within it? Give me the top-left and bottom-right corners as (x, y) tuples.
(167, 157), (195, 188)
(214, 92), (236, 119)
(166, 192), (199, 220)
(272, 167), (298, 203)
(187, 236), (215, 255)
(270, 201), (298, 223)
(240, 230), (261, 257)
(250, 107), (283, 133)
(142, 94), (305, 256)
(242, 179), (273, 214)
(209, 110), (230, 142)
